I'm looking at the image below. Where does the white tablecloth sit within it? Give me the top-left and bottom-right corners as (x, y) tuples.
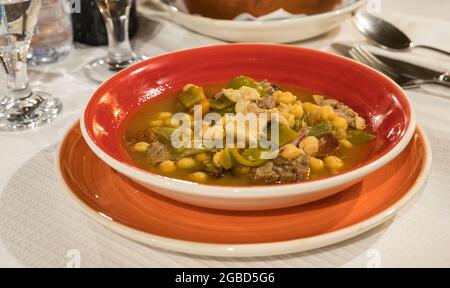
(0, 0), (450, 267)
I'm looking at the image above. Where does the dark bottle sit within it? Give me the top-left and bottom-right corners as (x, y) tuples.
(71, 0), (138, 46)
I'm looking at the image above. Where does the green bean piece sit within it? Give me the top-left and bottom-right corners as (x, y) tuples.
(215, 148), (234, 170)
(212, 104), (236, 116)
(230, 148), (267, 167)
(175, 148), (217, 160)
(242, 148), (261, 161)
(347, 129), (376, 144)
(209, 94), (234, 110)
(150, 127), (176, 142)
(278, 124), (299, 146)
(227, 75), (260, 90)
(293, 118), (302, 131)
(264, 123), (298, 147)
(177, 85), (206, 108)
(308, 122), (333, 138)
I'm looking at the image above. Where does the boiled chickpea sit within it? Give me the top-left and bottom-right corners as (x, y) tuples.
(278, 114), (289, 127)
(200, 99), (210, 114)
(189, 171), (208, 182)
(159, 160), (176, 173)
(157, 112), (172, 120)
(280, 144), (302, 160)
(233, 166), (250, 176)
(164, 118), (173, 126)
(302, 102), (319, 113)
(133, 141), (149, 152)
(287, 113), (296, 128)
(334, 128), (348, 140)
(281, 112), (295, 128)
(213, 151), (224, 168)
(177, 157), (196, 169)
(299, 136), (319, 155)
(149, 119), (163, 127)
(340, 139), (353, 148)
(332, 116), (348, 130)
(310, 156), (324, 171)
(290, 104), (304, 118)
(274, 91), (297, 104)
(324, 156), (344, 169)
(319, 105), (336, 121)
(194, 152), (210, 162)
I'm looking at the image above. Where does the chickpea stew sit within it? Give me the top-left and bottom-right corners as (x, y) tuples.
(122, 76), (376, 185)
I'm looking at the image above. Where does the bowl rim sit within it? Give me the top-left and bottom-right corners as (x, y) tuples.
(81, 43), (416, 199)
(144, 0), (367, 26)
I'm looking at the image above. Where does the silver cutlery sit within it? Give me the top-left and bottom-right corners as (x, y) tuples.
(332, 43), (446, 79)
(351, 45), (450, 88)
(332, 43), (450, 89)
(160, 0), (178, 12)
(352, 12), (450, 57)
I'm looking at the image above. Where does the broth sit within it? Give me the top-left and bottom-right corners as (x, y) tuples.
(121, 78), (373, 186)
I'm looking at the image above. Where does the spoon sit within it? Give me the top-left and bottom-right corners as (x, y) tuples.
(160, 0), (179, 12)
(352, 12), (450, 56)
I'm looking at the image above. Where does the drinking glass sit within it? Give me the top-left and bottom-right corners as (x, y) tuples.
(84, 0), (146, 83)
(0, 0), (62, 131)
(29, 0), (73, 65)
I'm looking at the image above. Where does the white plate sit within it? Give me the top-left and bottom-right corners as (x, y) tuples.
(138, 0), (367, 43)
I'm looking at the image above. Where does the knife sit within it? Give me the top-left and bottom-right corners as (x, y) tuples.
(331, 43), (445, 80)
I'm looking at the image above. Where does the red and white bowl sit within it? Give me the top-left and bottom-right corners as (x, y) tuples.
(81, 44), (415, 211)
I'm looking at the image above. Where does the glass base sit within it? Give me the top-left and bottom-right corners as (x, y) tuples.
(84, 54), (148, 83)
(0, 91), (62, 131)
(28, 42), (73, 66)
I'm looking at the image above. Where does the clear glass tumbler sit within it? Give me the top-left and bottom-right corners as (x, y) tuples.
(0, 0), (62, 131)
(29, 0), (73, 65)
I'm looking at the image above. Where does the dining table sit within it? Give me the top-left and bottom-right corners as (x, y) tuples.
(0, 0), (449, 268)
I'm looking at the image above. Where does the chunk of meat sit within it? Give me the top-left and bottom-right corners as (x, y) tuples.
(316, 133), (339, 157)
(253, 155), (310, 184)
(206, 166), (224, 178)
(290, 128), (307, 146)
(257, 95), (276, 109)
(201, 160), (224, 178)
(146, 141), (172, 165)
(259, 80), (281, 95)
(127, 128), (156, 143)
(313, 95), (366, 130)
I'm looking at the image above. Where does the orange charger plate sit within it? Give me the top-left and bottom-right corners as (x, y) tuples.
(57, 122), (431, 257)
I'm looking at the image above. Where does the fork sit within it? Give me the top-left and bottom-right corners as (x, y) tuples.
(349, 45), (450, 89)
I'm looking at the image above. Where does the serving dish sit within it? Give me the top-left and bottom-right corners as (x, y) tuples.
(183, 0), (343, 20)
(58, 123), (431, 257)
(138, 0), (367, 43)
(80, 44), (416, 211)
